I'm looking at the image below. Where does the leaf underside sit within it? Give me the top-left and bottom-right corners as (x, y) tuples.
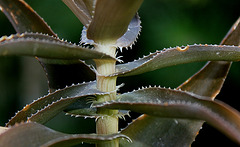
(64, 98), (130, 119)
(6, 81), (105, 126)
(94, 87), (240, 145)
(1, 0), (240, 147)
(0, 122), (129, 147)
(121, 115), (204, 147)
(119, 17), (240, 147)
(0, 0), (98, 91)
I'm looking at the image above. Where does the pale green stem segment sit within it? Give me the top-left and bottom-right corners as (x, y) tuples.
(94, 44), (119, 147)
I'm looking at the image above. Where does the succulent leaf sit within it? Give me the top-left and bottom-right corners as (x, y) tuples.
(120, 115), (203, 147)
(180, 17), (240, 97)
(0, 0), (97, 91)
(81, 14), (141, 49)
(6, 81), (107, 126)
(94, 87), (240, 145)
(114, 44), (240, 77)
(221, 17), (240, 45)
(62, 0), (95, 26)
(0, 0), (56, 35)
(63, 0), (143, 45)
(64, 98), (129, 119)
(118, 17), (240, 147)
(0, 33), (116, 60)
(86, 0), (143, 44)
(1, 1), (240, 147)
(0, 122), (130, 147)
(116, 14), (141, 50)
(179, 61), (231, 98)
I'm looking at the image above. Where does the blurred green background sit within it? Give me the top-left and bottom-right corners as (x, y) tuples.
(0, 0), (239, 146)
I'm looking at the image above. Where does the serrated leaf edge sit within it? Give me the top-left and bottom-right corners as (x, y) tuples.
(6, 81), (102, 126)
(92, 85), (211, 108)
(111, 44), (240, 77)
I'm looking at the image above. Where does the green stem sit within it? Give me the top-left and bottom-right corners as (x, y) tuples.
(94, 44), (119, 147)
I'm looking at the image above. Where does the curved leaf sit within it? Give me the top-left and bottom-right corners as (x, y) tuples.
(43, 133), (130, 147)
(119, 61), (231, 147)
(81, 14), (141, 50)
(221, 17), (240, 46)
(0, 33), (115, 60)
(6, 81), (106, 126)
(64, 98), (129, 119)
(93, 88), (240, 145)
(63, 0), (143, 45)
(114, 44), (240, 77)
(119, 17), (240, 147)
(0, 122), (129, 147)
(116, 14), (141, 50)
(179, 61), (231, 98)
(0, 0), (97, 91)
(62, 0), (94, 26)
(64, 83), (129, 119)
(120, 115), (203, 147)
(180, 17), (240, 97)
(0, 0), (56, 35)
(87, 0), (143, 43)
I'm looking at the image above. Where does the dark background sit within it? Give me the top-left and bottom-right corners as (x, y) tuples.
(0, 0), (240, 146)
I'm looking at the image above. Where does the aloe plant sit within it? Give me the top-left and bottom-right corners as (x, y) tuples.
(0, 0), (240, 146)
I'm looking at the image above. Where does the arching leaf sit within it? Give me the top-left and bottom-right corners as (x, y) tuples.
(180, 17), (240, 96)
(114, 44), (240, 77)
(221, 17), (240, 46)
(118, 17), (240, 147)
(62, 0), (95, 26)
(0, 0), (56, 35)
(116, 14), (141, 50)
(0, 33), (115, 60)
(6, 81), (106, 126)
(0, 0), (97, 90)
(64, 98), (129, 119)
(93, 87), (240, 145)
(121, 115), (202, 147)
(0, 122), (129, 147)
